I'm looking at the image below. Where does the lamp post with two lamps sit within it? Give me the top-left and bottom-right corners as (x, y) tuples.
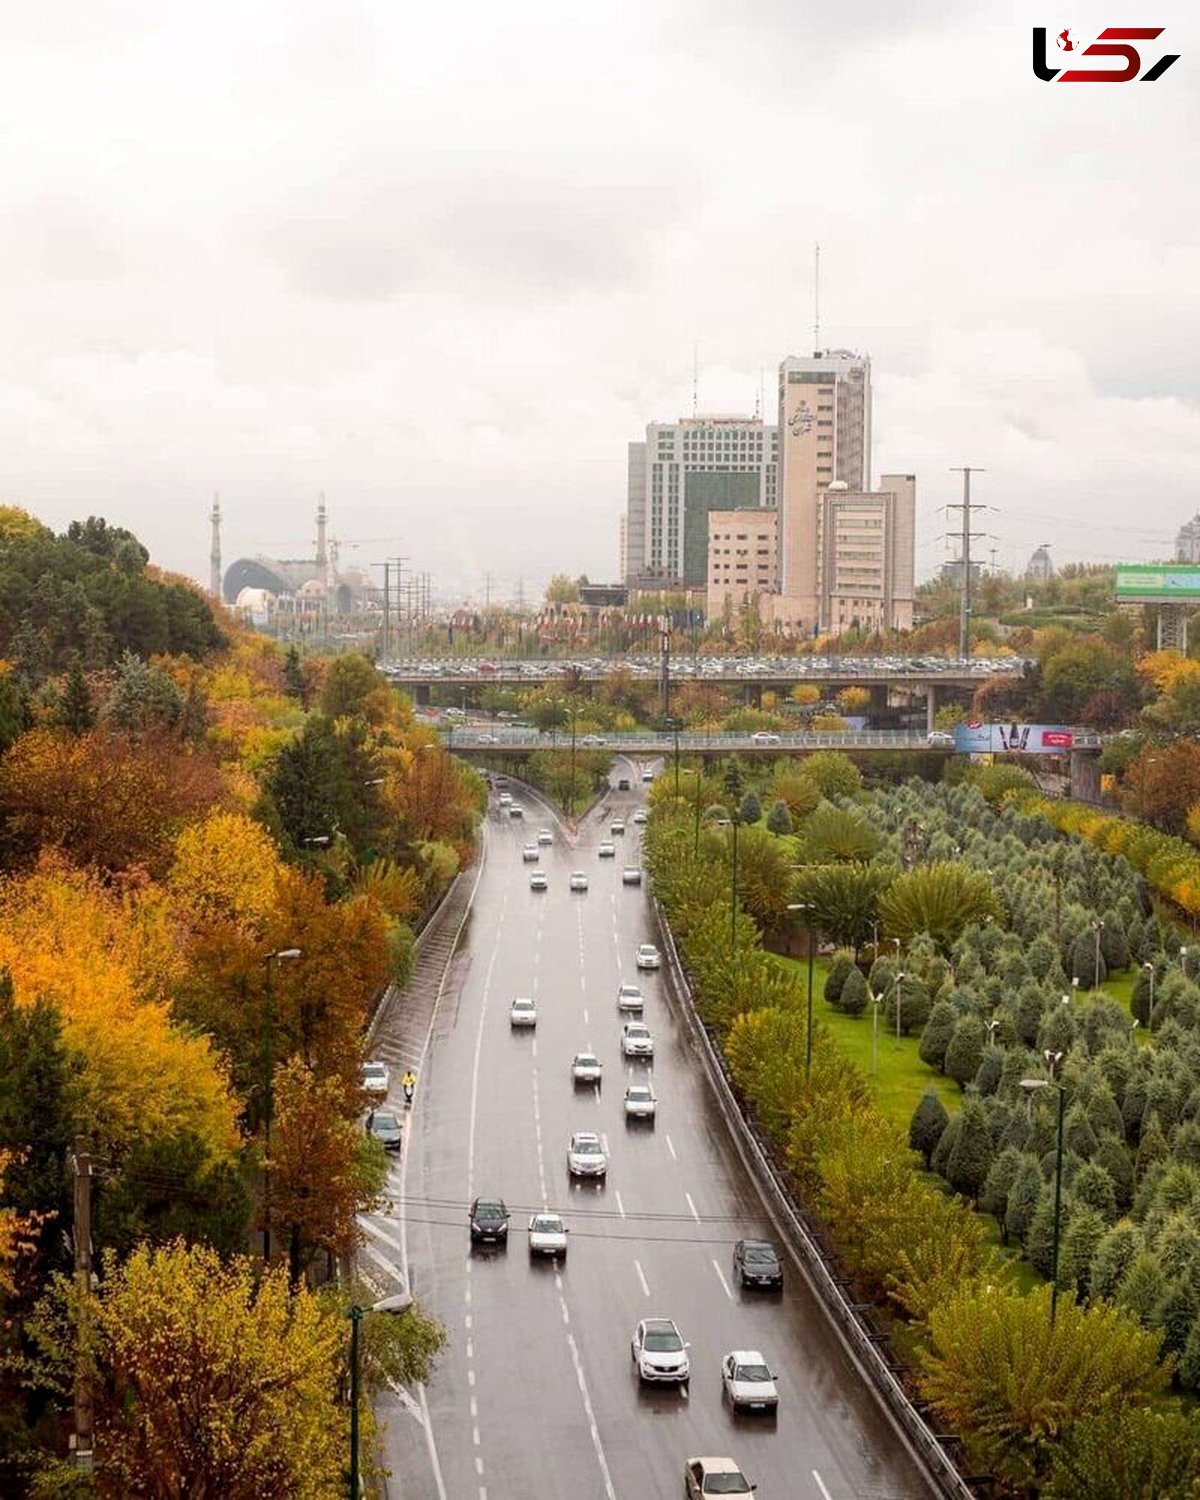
(348, 1291), (413, 1497)
(262, 946), (302, 1266)
(1019, 1048), (1066, 1327)
(1142, 960), (1156, 1031)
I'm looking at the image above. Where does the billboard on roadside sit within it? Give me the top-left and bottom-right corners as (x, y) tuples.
(1114, 565), (1200, 602)
(953, 722), (1074, 754)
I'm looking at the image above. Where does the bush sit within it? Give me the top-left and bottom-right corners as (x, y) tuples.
(838, 966), (869, 1017)
(823, 952), (854, 1004)
(765, 799), (793, 836)
(946, 1096), (992, 1202)
(918, 1001), (958, 1072)
(1068, 932), (1108, 990)
(944, 1015), (987, 1090)
(738, 789), (762, 825)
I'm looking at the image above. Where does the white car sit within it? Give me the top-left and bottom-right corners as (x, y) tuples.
(598, 841), (617, 859)
(361, 1061), (390, 1096)
(528, 1212), (568, 1258)
(498, 791), (513, 806)
(510, 997), (537, 1028)
(751, 731), (782, 746)
(624, 1084), (656, 1120)
(622, 866), (643, 886)
(571, 1051), (603, 1086)
(632, 809), (648, 825)
(537, 828), (554, 845)
(529, 870), (548, 891)
(611, 819), (626, 835)
(684, 1457), (756, 1497)
(641, 769), (654, 783)
(927, 730), (955, 747)
(522, 844), (540, 862)
(567, 1130), (607, 1178)
(622, 1022), (655, 1058)
(636, 944), (661, 971)
(721, 1350), (778, 1413)
(617, 982), (644, 1013)
(580, 734), (607, 747)
(631, 1318), (690, 1384)
(508, 804), (525, 819)
(569, 871), (589, 892)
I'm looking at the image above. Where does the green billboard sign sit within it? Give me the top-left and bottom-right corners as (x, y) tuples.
(1115, 565), (1200, 602)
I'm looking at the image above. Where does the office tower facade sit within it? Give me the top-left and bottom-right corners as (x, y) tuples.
(776, 350), (871, 626)
(706, 508), (778, 613)
(624, 416), (778, 587)
(819, 474), (915, 634)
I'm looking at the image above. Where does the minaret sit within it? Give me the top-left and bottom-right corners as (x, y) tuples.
(315, 493), (329, 590)
(209, 495), (222, 600)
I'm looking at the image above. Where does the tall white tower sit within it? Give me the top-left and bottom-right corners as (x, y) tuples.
(209, 495), (222, 600)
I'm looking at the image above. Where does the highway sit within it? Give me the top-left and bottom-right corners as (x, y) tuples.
(361, 762), (931, 1500)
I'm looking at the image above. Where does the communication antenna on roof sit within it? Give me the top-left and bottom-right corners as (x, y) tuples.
(813, 241), (821, 353)
(692, 342), (698, 417)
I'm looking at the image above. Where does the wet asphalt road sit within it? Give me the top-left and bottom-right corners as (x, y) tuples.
(364, 761), (931, 1500)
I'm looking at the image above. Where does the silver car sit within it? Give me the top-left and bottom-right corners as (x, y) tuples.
(624, 1084), (656, 1121)
(617, 982), (644, 1013)
(622, 866), (642, 886)
(721, 1350), (778, 1413)
(567, 1131), (608, 1178)
(636, 944), (661, 971)
(571, 1051), (603, 1086)
(528, 1212), (568, 1258)
(509, 997), (537, 1028)
(621, 1021), (654, 1058)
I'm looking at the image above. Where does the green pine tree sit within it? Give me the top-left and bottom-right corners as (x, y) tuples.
(909, 1090), (950, 1169)
(56, 654), (95, 735)
(946, 1096), (992, 1203)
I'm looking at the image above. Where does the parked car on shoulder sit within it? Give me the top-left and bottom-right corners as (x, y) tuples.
(361, 1060), (390, 1096)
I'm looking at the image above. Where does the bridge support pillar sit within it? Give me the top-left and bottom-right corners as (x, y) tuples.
(412, 683), (430, 706)
(1069, 750), (1102, 805)
(925, 685), (937, 735)
(869, 684), (888, 717)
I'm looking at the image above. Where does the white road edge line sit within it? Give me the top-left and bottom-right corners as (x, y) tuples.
(665, 1133), (677, 1160)
(634, 1258), (650, 1296)
(812, 1469), (835, 1500)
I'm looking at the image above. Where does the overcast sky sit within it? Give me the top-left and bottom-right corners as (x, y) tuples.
(2, 0), (1198, 602)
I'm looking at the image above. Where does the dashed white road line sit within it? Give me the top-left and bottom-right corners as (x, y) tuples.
(614, 1190), (626, 1220)
(633, 1259), (651, 1296)
(812, 1470), (835, 1500)
(564, 1324), (618, 1500)
(684, 1191), (700, 1222)
(711, 1259), (734, 1302)
(664, 1133), (677, 1161)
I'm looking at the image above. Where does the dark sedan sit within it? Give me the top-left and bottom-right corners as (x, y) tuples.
(469, 1197), (510, 1244)
(732, 1238), (783, 1290)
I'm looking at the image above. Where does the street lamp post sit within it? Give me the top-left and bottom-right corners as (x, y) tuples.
(894, 969), (906, 1043)
(262, 947), (302, 1266)
(1181, 946), (1190, 981)
(787, 902), (817, 1080)
(1020, 1048), (1066, 1327)
(729, 813), (740, 953)
(1143, 960), (1156, 1030)
(871, 987), (883, 1076)
(348, 1292), (413, 1497)
(1092, 919), (1104, 988)
(568, 704), (578, 819)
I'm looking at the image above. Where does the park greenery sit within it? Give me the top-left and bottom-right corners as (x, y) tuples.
(0, 507), (476, 1493)
(644, 751), (1200, 1496)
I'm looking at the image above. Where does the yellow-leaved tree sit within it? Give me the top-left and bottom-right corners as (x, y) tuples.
(0, 859), (238, 1162)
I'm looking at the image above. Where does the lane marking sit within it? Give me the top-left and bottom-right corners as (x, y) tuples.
(634, 1259), (650, 1296)
(565, 1326), (618, 1500)
(684, 1191), (700, 1222)
(614, 1190), (626, 1220)
(665, 1134), (677, 1161)
(361, 1238), (402, 1281)
(711, 1259), (734, 1302)
(812, 1471), (834, 1500)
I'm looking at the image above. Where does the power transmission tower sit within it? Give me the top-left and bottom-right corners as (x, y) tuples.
(483, 572), (493, 610)
(945, 467), (988, 656)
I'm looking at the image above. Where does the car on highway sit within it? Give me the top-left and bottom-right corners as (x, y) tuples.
(498, 791), (512, 806)
(632, 808), (647, 825)
(569, 871), (589, 892)
(624, 1083), (656, 1121)
(361, 1060), (390, 1096)
(927, 729), (955, 747)
(635, 943), (661, 971)
(731, 1238), (784, 1291)
(567, 1130), (607, 1178)
(598, 841), (616, 858)
(617, 777), (631, 790)
(621, 1021), (655, 1058)
(721, 1350), (778, 1413)
(580, 734), (607, 747)
(684, 1456), (756, 1495)
(622, 865), (642, 886)
(508, 804), (524, 819)
(610, 819), (626, 834)
(529, 870), (548, 891)
(469, 1197), (510, 1244)
(641, 769), (654, 783)
(537, 828), (554, 845)
(571, 1051), (602, 1086)
(521, 844), (539, 862)
(365, 1109), (403, 1152)
(509, 997), (537, 1028)
(751, 731), (782, 746)
(617, 982), (644, 1013)
(631, 1317), (690, 1384)
(527, 1211), (568, 1259)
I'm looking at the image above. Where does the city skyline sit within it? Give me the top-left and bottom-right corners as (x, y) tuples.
(0, 1), (1196, 600)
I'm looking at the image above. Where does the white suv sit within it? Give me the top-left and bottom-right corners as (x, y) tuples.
(631, 1318), (690, 1384)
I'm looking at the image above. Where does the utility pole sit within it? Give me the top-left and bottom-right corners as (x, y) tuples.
(483, 571), (493, 611)
(946, 467), (987, 657)
(71, 1137), (94, 1471)
(374, 562), (391, 662)
(659, 613), (672, 718)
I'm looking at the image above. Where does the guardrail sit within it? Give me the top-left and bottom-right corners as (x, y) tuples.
(446, 728), (1102, 753)
(652, 899), (985, 1500)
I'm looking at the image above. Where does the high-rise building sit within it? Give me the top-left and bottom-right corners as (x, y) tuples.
(819, 475), (915, 634)
(776, 350), (871, 626)
(707, 508), (778, 613)
(624, 416), (778, 587)
(1176, 516), (1200, 563)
